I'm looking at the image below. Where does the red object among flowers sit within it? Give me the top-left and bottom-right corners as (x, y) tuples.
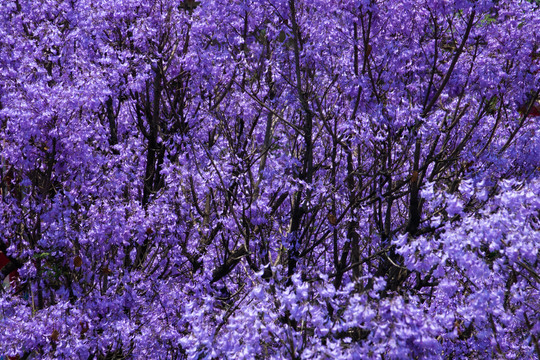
(518, 101), (540, 117)
(0, 251), (19, 291)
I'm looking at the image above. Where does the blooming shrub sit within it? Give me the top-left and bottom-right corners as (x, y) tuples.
(0, 0), (539, 358)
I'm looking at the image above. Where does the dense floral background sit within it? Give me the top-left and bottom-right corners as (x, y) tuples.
(0, 0), (539, 358)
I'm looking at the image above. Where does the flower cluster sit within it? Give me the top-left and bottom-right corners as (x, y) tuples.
(0, 0), (539, 358)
